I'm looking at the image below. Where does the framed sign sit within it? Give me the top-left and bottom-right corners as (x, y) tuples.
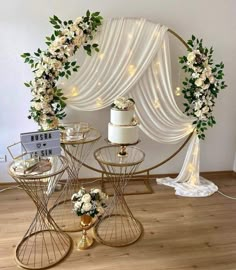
(20, 129), (61, 157)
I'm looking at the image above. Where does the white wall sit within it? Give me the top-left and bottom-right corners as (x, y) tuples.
(1, 0), (236, 182)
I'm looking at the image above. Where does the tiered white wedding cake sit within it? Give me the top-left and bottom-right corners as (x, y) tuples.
(108, 97), (139, 144)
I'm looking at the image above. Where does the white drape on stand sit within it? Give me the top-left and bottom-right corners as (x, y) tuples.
(63, 18), (218, 197)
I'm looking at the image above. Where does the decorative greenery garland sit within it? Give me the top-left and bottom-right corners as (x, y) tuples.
(179, 35), (227, 139)
(21, 11), (103, 131)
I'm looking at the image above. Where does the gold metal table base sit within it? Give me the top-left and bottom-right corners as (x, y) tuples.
(9, 156), (72, 270)
(94, 214), (143, 247)
(15, 229), (72, 270)
(50, 127), (101, 232)
(94, 146), (145, 247)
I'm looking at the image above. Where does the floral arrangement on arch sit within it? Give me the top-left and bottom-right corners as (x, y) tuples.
(179, 35), (226, 139)
(111, 96), (135, 110)
(21, 11), (103, 131)
(71, 187), (108, 217)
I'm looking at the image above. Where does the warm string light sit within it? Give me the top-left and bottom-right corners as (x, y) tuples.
(97, 82), (102, 86)
(153, 98), (161, 109)
(188, 163), (195, 173)
(175, 87), (181, 96)
(128, 33), (133, 39)
(99, 53), (105, 60)
(154, 61), (159, 75)
(96, 97), (103, 107)
(190, 175), (197, 183)
(128, 65), (136, 76)
(186, 124), (194, 133)
(71, 86), (79, 97)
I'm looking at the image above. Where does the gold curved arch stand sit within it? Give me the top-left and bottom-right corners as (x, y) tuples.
(73, 28), (192, 195)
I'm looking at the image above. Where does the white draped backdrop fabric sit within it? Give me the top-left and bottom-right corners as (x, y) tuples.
(62, 18), (218, 197)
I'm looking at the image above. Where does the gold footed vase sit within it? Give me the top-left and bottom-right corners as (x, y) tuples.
(77, 214), (94, 250)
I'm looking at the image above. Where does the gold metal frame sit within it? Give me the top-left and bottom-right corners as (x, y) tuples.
(50, 127), (101, 232)
(75, 28), (191, 195)
(8, 156), (72, 270)
(94, 146), (145, 247)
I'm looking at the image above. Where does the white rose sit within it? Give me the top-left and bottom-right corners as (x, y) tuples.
(81, 194), (91, 203)
(33, 102), (42, 111)
(193, 100), (203, 111)
(74, 36), (82, 47)
(74, 17), (82, 25)
(187, 52), (196, 62)
(35, 67), (44, 78)
(192, 73), (199, 79)
(83, 202), (92, 212)
(202, 106), (209, 114)
(200, 73), (206, 81)
(202, 84), (210, 90)
(209, 75), (215, 84)
(91, 188), (101, 194)
(74, 201), (82, 209)
(195, 78), (204, 87)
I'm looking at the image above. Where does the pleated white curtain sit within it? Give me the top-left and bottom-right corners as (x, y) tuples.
(62, 18), (218, 197)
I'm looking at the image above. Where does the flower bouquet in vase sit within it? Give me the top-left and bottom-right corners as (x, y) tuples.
(71, 187), (108, 250)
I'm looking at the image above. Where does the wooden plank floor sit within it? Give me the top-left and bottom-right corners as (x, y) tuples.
(1, 173), (236, 270)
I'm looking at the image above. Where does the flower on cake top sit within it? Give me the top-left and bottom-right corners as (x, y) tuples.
(71, 187), (108, 217)
(112, 96), (135, 110)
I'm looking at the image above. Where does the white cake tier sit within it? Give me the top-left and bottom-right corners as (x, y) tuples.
(110, 108), (134, 125)
(108, 123), (139, 144)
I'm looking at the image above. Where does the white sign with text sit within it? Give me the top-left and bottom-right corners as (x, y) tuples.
(20, 129), (61, 157)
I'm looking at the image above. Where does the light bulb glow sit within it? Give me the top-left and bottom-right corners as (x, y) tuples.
(71, 87), (79, 97)
(128, 65), (136, 76)
(99, 53), (105, 60)
(175, 87), (181, 96)
(96, 97), (103, 107)
(153, 99), (161, 109)
(188, 163), (195, 173)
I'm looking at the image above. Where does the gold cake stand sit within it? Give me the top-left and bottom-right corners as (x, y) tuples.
(94, 145), (145, 247)
(50, 127), (101, 232)
(8, 156), (72, 270)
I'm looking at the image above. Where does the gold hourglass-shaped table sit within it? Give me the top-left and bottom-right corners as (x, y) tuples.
(50, 127), (101, 232)
(94, 145), (145, 247)
(8, 156), (71, 270)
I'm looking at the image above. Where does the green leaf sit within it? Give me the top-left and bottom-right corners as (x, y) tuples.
(24, 82), (30, 87)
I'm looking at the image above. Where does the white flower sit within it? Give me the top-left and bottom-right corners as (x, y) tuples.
(187, 52), (196, 62)
(33, 102), (42, 111)
(81, 193), (91, 203)
(202, 84), (210, 90)
(193, 100), (203, 111)
(202, 106), (209, 114)
(192, 73), (199, 79)
(74, 16), (82, 25)
(200, 73), (206, 81)
(74, 201), (82, 209)
(209, 75), (215, 84)
(91, 188), (101, 194)
(195, 78), (204, 87)
(35, 66), (44, 78)
(83, 202), (92, 212)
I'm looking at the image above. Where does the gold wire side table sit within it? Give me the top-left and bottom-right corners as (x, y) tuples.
(8, 156), (72, 270)
(50, 127), (101, 232)
(94, 145), (145, 247)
